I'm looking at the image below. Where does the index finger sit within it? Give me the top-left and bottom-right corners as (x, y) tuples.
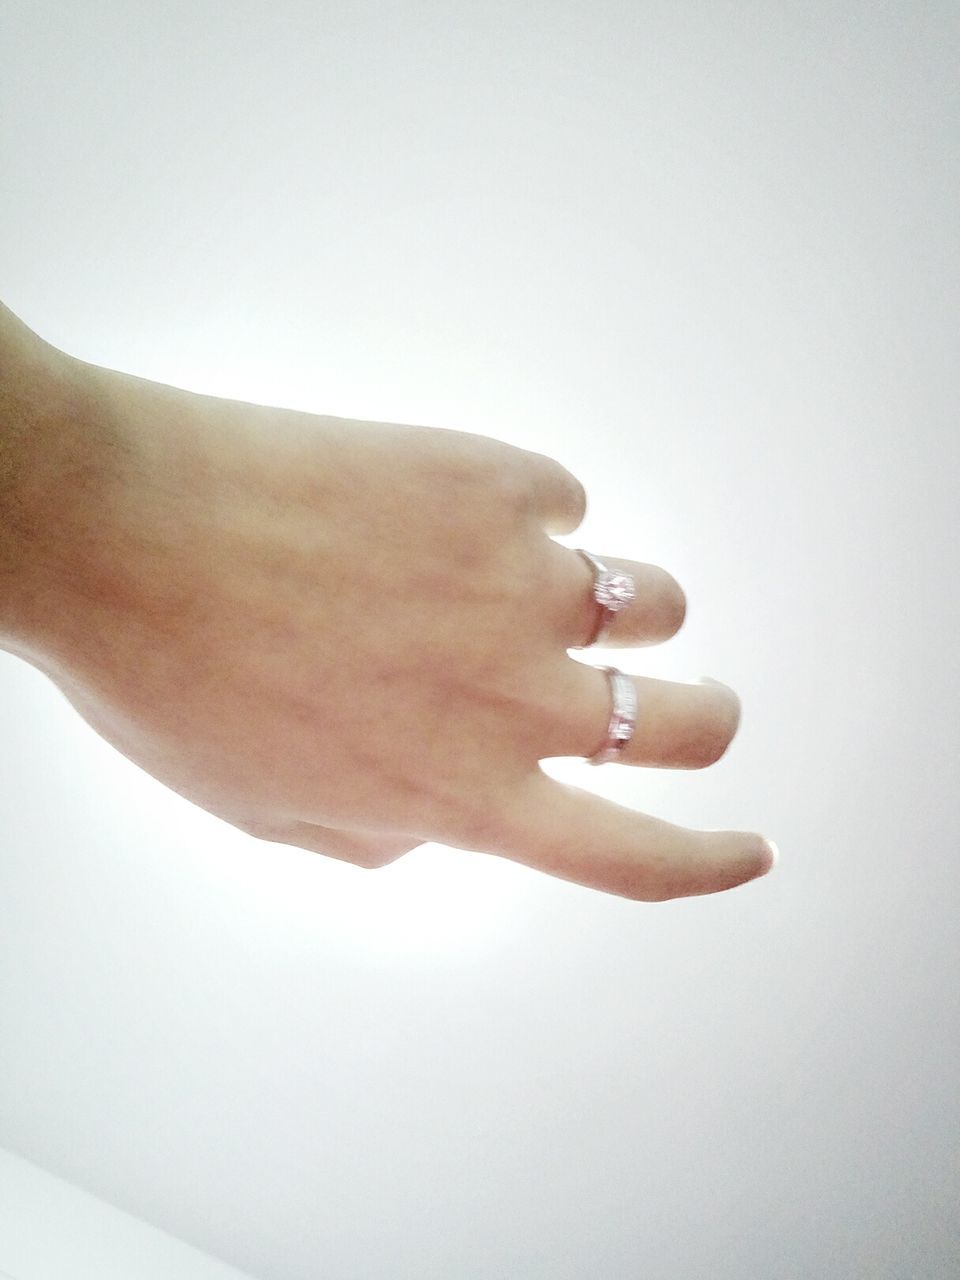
(461, 768), (777, 902)
(509, 442), (588, 534)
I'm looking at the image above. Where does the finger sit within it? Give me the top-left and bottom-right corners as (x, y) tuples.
(236, 816), (425, 870)
(513, 446), (588, 535)
(539, 663), (743, 771)
(548, 543), (687, 650)
(468, 768), (775, 901)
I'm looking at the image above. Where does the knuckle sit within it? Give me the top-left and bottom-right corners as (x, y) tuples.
(442, 433), (527, 502)
(494, 460), (532, 506)
(351, 845), (408, 870)
(232, 814), (283, 841)
(352, 851), (392, 870)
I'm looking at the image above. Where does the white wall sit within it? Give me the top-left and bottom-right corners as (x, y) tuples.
(0, 1146), (257, 1280)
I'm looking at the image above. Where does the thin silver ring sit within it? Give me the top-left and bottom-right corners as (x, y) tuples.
(588, 666), (639, 765)
(574, 549), (636, 648)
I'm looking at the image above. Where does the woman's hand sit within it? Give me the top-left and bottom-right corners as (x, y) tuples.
(9, 351), (775, 901)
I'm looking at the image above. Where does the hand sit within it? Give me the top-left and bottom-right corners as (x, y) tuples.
(14, 355), (775, 901)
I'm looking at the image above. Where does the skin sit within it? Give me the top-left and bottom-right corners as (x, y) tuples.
(0, 303), (774, 901)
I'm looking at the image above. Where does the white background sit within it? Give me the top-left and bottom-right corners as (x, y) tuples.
(1, 2), (958, 1277)
(0, 1147), (255, 1279)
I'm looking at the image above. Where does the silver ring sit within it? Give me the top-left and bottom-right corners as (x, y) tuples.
(574, 549), (636, 648)
(588, 666), (639, 765)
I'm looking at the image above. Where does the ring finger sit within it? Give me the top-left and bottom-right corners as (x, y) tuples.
(539, 661), (743, 771)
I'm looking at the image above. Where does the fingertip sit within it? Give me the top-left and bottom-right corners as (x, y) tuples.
(757, 838), (780, 875)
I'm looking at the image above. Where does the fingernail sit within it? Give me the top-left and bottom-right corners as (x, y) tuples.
(759, 839), (780, 871)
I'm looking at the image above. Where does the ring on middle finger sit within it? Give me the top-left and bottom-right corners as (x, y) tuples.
(574, 549), (637, 648)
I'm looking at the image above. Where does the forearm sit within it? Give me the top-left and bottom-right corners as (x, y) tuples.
(0, 303), (100, 654)
(0, 302), (43, 566)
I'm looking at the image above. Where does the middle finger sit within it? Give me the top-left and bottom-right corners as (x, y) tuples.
(545, 541), (688, 651)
